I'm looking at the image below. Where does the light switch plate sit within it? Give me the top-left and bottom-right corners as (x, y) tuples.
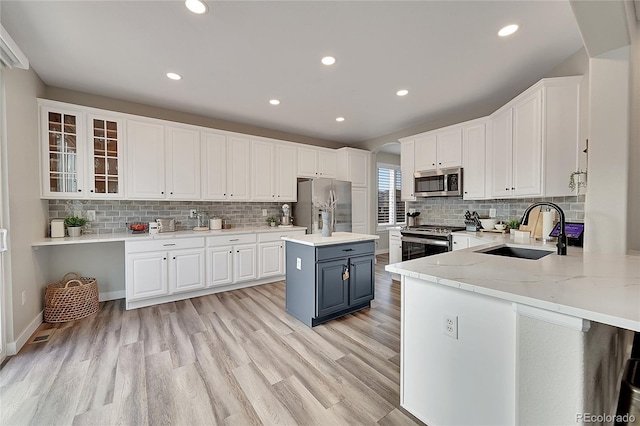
(296, 258), (301, 270)
(489, 208), (497, 218)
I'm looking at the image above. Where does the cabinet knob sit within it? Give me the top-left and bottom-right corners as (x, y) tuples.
(170, 192), (173, 195)
(173, 257), (176, 260)
(78, 189), (82, 192)
(229, 251), (232, 254)
(505, 187), (509, 191)
(432, 163), (435, 166)
(163, 257), (167, 260)
(511, 187), (515, 190)
(161, 191), (164, 194)
(90, 189), (94, 193)
(438, 162), (442, 165)
(464, 191), (468, 194)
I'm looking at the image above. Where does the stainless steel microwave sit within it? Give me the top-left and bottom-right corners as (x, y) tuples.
(414, 167), (463, 197)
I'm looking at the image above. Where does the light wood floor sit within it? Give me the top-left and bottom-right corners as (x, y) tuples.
(0, 254), (422, 426)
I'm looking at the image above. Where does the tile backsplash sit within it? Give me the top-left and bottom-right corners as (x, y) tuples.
(406, 195), (585, 226)
(49, 200), (287, 234)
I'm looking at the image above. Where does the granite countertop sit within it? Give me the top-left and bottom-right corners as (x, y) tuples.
(281, 231), (380, 247)
(386, 235), (640, 332)
(32, 226), (308, 247)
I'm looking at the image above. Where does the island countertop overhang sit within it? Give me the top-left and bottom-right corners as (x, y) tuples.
(386, 242), (640, 332)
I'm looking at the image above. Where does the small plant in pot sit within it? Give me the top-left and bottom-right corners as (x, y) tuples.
(64, 216), (87, 237)
(266, 216), (279, 227)
(507, 219), (520, 235)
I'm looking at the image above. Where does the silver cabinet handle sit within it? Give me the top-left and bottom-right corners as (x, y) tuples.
(163, 243), (176, 246)
(229, 238), (239, 242)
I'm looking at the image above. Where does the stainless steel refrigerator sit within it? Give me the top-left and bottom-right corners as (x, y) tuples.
(294, 179), (352, 234)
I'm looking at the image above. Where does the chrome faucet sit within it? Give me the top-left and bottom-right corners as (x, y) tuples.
(520, 202), (567, 255)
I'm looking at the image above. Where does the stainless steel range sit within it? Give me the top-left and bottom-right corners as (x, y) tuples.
(400, 225), (465, 261)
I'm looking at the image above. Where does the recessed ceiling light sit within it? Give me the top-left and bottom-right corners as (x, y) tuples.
(166, 72), (182, 80)
(321, 56), (336, 66)
(185, 0), (208, 14)
(396, 89), (409, 96)
(498, 24), (519, 37)
(336, 117), (345, 122)
(269, 99), (280, 105)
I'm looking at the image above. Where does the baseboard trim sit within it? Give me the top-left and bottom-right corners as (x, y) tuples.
(99, 290), (125, 302)
(376, 248), (389, 255)
(6, 310), (43, 355)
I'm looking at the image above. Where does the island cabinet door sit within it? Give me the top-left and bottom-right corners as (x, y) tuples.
(316, 259), (349, 317)
(349, 254), (375, 306)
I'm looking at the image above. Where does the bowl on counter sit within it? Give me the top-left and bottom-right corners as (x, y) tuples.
(480, 218), (498, 230)
(495, 223), (507, 231)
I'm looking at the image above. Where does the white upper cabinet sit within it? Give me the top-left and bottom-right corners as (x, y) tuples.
(87, 114), (124, 198)
(252, 139), (297, 202)
(165, 126), (201, 200)
(127, 120), (166, 199)
(400, 140), (416, 201)
(462, 120), (488, 200)
(414, 128), (462, 172)
(337, 147), (370, 187)
(227, 135), (251, 201)
(487, 76), (580, 199)
(201, 131), (227, 200)
(414, 135), (437, 172)
(40, 101), (125, 199)
(275, 143), (297, 201)
(297, 146), (337, 178)
(488, 108), (513, 198)
(252, 139), (276, 201)
(351, 186), (368, 234)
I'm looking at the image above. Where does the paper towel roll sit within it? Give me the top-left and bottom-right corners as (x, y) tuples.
(542, 211), (555, 239)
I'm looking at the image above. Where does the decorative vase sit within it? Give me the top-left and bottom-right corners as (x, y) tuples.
(270, 222), (276, 227)
(321, 211), (332, 237)
(67, 226), (81, 237)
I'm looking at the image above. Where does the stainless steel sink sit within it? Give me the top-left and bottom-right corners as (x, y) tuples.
(476, 245), (554, 260)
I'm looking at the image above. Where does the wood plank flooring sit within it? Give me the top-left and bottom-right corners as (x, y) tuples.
(0, 254), (423, 425)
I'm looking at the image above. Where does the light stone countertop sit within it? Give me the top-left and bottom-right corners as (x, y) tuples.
(32, 226), (308, 247)
(281, 231), (379, 247)
(386, 232), (640, 332)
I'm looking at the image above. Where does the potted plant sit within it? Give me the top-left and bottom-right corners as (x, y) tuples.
(507, 219), (520, 235)
(64, 215), (87, 237)
(266, 216), (279, 227)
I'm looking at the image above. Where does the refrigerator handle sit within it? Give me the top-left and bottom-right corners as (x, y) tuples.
(0, 229), (7, 252)
(331, 190), (336, 232)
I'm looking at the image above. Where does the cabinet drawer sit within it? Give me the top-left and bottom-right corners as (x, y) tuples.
(258, 230), (305, 242)
(316, 241), (375, 262)
(126, 237), (205, 253)
(208, 233), (256, 247)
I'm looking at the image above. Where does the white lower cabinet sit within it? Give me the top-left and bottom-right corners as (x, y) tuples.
(257, 230), (305, 279)
(126, 238), (205, 303)
(207, 234), (257, 286)
(388, 229), (402, 281)
(125, 230), (306, 309)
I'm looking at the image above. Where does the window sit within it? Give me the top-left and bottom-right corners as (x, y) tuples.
(377, 164), (405, 226)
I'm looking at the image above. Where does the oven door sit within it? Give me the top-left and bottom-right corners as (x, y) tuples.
(401, 236), (450, 261)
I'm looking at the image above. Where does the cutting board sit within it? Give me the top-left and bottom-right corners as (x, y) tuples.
(519, 206), (543, 238)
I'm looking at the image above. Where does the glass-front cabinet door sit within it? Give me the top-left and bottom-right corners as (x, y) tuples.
(87, 115), (123, 198)
(41, 106), (85, 198)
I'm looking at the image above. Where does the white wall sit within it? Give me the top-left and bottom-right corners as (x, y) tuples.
(3, 67), (48, 351)
(373, 150), (401, 252)
(626, 3), (640, 251)
(584, 46), (631, 254)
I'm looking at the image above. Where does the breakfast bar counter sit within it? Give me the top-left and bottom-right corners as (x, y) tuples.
(386, 241), (639, 426)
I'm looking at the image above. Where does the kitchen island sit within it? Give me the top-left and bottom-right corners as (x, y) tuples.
(282, 232), (379, 327)
(386, 238), (639, 426)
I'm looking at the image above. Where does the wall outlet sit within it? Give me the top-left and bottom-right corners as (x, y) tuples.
(489, 208), (497, 218)
(86, 210), (96, 221)
(21, 291), (26, 306)
(189, 209), (197, 218)
(262, 209), (268, 217)
(296, 257), (302, 270)
(443, 314), (458, 339)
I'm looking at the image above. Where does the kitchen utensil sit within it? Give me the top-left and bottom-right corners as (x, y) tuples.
(407, 211), (420, 227)
(209, 217), (222, 230)
(156, 218), (176, 233)
(479, 218), (497, 230)
(51, 219), (65, 238)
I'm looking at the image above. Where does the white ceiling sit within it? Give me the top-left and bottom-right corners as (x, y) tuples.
(1, 1), (583, 144)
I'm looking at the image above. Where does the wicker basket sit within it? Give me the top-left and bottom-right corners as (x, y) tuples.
(44, 272), (99, 323)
